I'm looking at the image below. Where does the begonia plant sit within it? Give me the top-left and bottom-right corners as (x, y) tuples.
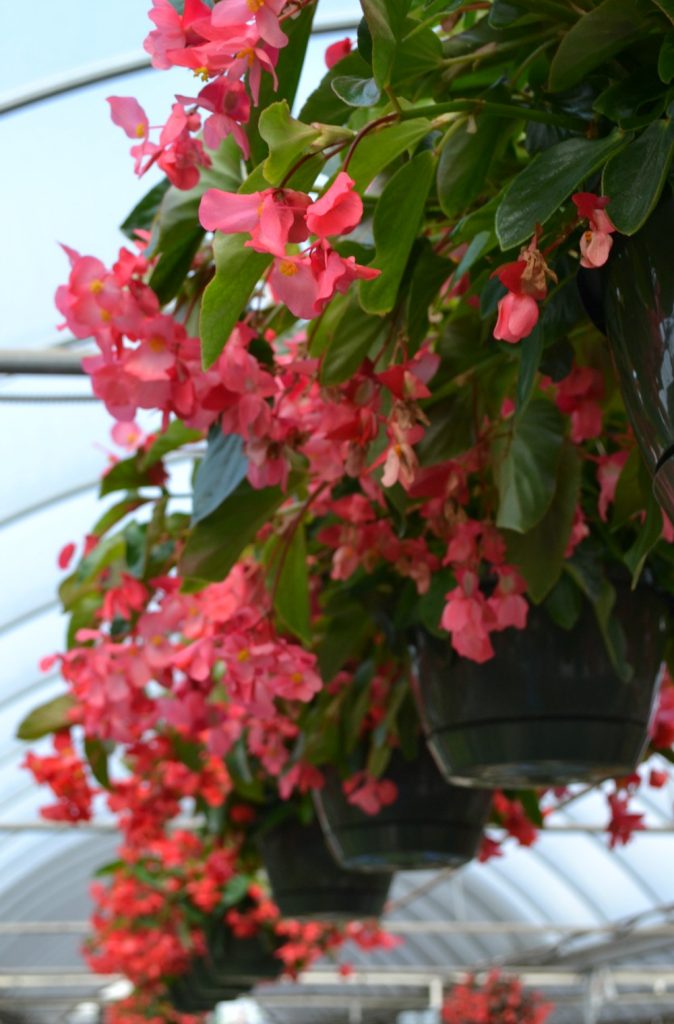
(18, 0), (674, 1013)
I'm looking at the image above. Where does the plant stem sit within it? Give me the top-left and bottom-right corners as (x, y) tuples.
(342, 113), (399, 172)
(404, 98), (584, 130)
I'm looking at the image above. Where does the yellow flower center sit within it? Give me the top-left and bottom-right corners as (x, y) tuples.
(246, 0), (265, 12)
(193, 66), (210, 82)
(279, 260), (298, 277)
(89, 279), (104, 294)
(135, 123), (146, 138)
(236, 47), (255, 66)
(237, 648), (250, 662)
(148, 336), (166, 353)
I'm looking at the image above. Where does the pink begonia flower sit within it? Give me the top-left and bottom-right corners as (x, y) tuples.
(492, 241), (554, 344)
(555, 364), (604, 442)
(572, 192), (616, 269)
(325, 37), (352, 68)
(199, 187), (310, 252)
(194, 23), (280, 102)
(596, 450), (629, 521)
(143, 0), (214, 71)
(107, 96), (149, 140)
(343, 773), (398, 815)
(607, 791), (645, 848)
(493, 289), (539, 344)
(487, 566), (528, 631)
(441, 570), (496, 663)
(305, 173), (363, 238)
(111, 421), (146, 451)
(178, 78), (251, 156)
(564, 505), (590, 557)
(58, 542), (76, 571)
(210, 0), (287, 49)
(278, 762), (324, 800)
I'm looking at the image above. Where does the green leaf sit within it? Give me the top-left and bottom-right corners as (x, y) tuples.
(405, 240), (454, 351)
(192, 430), (248, 524)
(139, 419), (203, 470)
(147, 135), (243, 304)
(200, 234), (271, 369)
(300, 52), (373, 124)
(516, 323), (544, 411)
(84, 737), (112, 789)
(361, 0), (411, 87)
(273, 524), (311, 643)
(91, 497), (149, 538)
(566, 553), (632, 681)
(654, 0), (674, 22)
(659, 32), (674, 81)
(331, 75), (382, 107)
(349, 119), (433, 193)
(360, 150), (435, 314)
(99, 457), (159, 497)
(548, 0), (656, 93)
(417, 388), (477, 464)
(602, 119), (674, 234)
(624, 489), (663, 585)
(179, 480), (288, 583)
(258, 101), (320, 185)
(493, 398), (565, 532)
(319, 295), (386, 384)
(16, 694), (76, 740)
(611, 448), (651, 527)
(504, 442), (581, 601)
(247, 4), (316, 164)
(543, 572), (583, 630)
(437, 116), (510, 219)
(120, 180), (170, 240)
(496, 132), (628, 249)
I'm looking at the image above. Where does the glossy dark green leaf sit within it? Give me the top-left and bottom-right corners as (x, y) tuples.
(611, 448), (650, 528)
(417, 388), (477, 464)
(496, 132), (627, 249)
(544, 572), (583, 630)
(258, 101), (320, 184)
(624, 489), (663, 585)
(348, 119), (432, 191)
(120, 180), (170, 240)
(320, 295), (387, 384)
(659, 32), (674, 81)
(548, 0), (656, 93)
(602, 119), (674, 233)
(299, 52), (373, 124)
(193, 430), (248, 524)
(594, 73), (668, 129)
(179, 480), (287, 583)
(16, 694), (76, 740)
(437, 116), (510, 220)
(405, 240), (453, 351)
(516, 323), (544, 411)
(361, 0), (411, 86)
(493, 398), (565, 532)
(331, 75), (382, 107)
(504, 442), (581, 601)
(390, 22), (443, 88)
(273, 524), (311, 643)
(360, 150), (435, 314)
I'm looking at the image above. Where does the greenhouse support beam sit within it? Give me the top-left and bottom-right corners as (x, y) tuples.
(0, 349), (86, 375)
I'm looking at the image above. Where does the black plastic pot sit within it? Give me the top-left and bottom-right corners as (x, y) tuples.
(167, 927), (280, 1013)
(314, 747), (492, 871)
(259, 815), (393, 920)
(413, 585), (666, 787)
(602, 193), (674, 519)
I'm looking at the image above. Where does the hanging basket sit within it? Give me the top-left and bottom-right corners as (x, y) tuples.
(259, 814), (393, 920)
(314, 746), (492, 871)
(413, 584), (665, 787)
(602, 194), (674, 519)
(167, 927), (280, 1013)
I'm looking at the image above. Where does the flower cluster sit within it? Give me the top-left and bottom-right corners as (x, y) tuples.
(442, 970), (553, 1024)
(109, 0), (293, 187)
(199, 173), (380, 318)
